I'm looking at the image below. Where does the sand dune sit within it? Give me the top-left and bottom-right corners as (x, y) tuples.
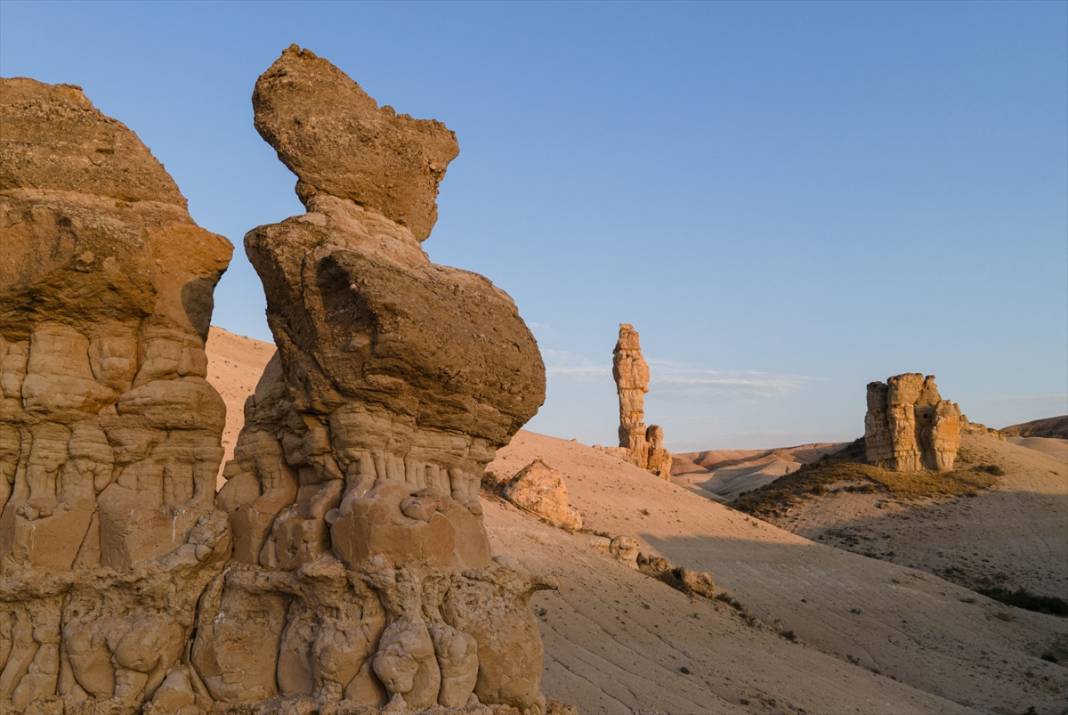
(206, 326), (1067, 714)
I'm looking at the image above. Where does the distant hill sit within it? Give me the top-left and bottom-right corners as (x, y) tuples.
(671, 443), (845, 501)
(1001, 415), (1068, 439)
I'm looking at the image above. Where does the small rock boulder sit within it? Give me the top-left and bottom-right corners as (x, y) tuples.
(608, 535), (640, 569)
(637, 552), (716, 599)
(503, 460), (583, 531)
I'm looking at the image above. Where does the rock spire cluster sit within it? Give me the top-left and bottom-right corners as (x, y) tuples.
(1, 45), (555, 714)
(864, 373), (962, 472)
(612, 323), (671, 479)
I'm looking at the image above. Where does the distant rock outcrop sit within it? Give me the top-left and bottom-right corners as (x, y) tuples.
(864, 373), (962, 472)
(502, 460), (582, 531)
(205, 46), (552, 712)
(612, 323), (672, 478)
(0, 77), (233, 711)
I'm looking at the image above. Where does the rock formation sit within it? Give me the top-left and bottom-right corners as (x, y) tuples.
(203, 46), (552, 712)
(864, 373), (962, 472)
(502, 460), (582, 531)
(1, 47), (558, 714)
(0, 78), (233, 711)
(607, 536), (640, 568)
(612, 324), (671, 478)
(605, 536), (716, 599)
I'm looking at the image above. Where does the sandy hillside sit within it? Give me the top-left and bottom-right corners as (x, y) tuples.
(1002, 414), (1068, 439)
(206, 326), (1068, 714)
(206, 326), (275, 480)
(732, 431), (1068, 602)
(1007, 435), (1068, 460)
(491, 432), (1067, 714)
(672, 443), (843, 501)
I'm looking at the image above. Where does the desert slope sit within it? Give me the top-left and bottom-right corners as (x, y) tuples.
(482, 497), (971, 714)
(492, 432), (1068, 714)
(1002, 414), (1068, 439)
(672, 443), (843, 501)
(731, 431), (1068, 602)
(205, 326), (275, 481)
(206, 326), (1067, 713)
(1007, 434), (1068, 460)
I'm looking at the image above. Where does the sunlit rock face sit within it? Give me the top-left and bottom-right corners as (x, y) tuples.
(864, 373), (962, 472)
(502, 459), (583, 531)
(204, 46), (553, 712)
(612, 323), (671, 479)
(0, 77), (233, 712)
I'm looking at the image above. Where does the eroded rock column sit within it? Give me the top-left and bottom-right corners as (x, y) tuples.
(612, 323), (671, 478)
(0, 78), (233, 712)
(864, 373), (962, 471)
(203, 46), (552, 712)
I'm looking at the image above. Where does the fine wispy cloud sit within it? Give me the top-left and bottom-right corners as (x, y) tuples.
(542, 350), (816, 396)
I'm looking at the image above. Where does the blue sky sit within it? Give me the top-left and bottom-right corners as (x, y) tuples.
(2, 1), (1065, 449)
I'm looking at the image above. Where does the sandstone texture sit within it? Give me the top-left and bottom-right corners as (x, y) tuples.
(206, 46), (552, 712)
(502, 460), (582, 531)
(252, 46), (457, 243)
(0, 78), (233, 711)
(612, 324), (671, 478)
(864, 373), (962, 472)
(1, 47), (556, 714)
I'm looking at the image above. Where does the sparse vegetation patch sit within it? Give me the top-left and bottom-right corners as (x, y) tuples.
(735, 444), (1000, 519)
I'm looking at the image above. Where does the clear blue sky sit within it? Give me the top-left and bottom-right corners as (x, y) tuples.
(3, 1), (1066, 449)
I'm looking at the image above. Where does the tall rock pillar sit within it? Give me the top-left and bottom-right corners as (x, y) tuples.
(612, 324), (671, 479)
(201, 46), (553, 712)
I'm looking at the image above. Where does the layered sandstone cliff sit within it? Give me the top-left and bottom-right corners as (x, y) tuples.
(0, 77), (233, 711)
(612, 324), (671, 479)
(202, 46), (552, 712)
(864, 373), (962, 472)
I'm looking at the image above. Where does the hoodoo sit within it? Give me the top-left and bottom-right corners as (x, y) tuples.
(612, 323), (672, 478)
(202, 46), (553, 712)
(0, 48), (557, 713)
